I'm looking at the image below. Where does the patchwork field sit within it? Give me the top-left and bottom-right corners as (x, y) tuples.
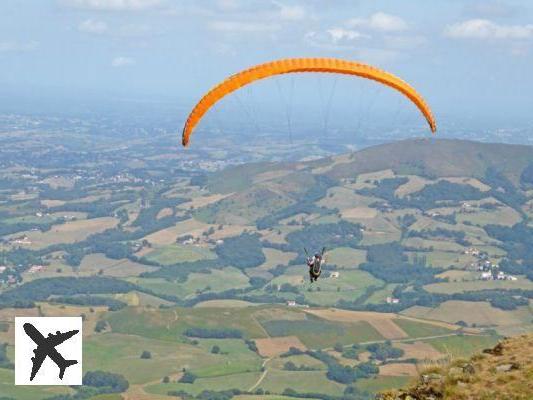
(421, 334), (500, 358)
(395, 341), (444, 361)
(403, 301), (529, 328)
(254, 336), (307, 357)
(424, 279), (533, 294)
(7, 217), (118, 250)
(260, 318), (383, 348)
(304, 309), (457, 340)
(143, 243), (216, 265)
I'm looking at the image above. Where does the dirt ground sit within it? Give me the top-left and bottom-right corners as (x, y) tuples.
(304, 308), (408, 339)
(254, 336), (307, 358)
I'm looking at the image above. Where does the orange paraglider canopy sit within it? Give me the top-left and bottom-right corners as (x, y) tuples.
(182, 57), (436, 146)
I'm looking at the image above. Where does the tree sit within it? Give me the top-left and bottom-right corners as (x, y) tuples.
(94, 320), (107, 333)
(179, 370), (197, 384)
(211, 345), (220, 354)
(140, 350), (152, 359)
(334, 343), (344, 353)
(83, 370), (129, 393)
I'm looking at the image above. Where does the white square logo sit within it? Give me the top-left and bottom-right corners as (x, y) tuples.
(15, 317), (82, 385)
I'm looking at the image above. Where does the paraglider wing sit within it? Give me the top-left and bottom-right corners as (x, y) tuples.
(182, 57), (437, 146)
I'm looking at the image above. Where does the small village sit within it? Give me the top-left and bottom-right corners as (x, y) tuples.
(465, 247), (518, 281)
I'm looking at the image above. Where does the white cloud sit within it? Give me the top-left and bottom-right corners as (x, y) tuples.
(78, 19), (108, 34)
(111, 56), (135, 67)
(326, 28), (369, 44)
(61, 0), (163, 11)
(208, 20), (280, 33)
(445, 19), (533, 40)
(0, 40), (38, 52)
(348, 12), (408, 32)
(305, 28), (369, 51)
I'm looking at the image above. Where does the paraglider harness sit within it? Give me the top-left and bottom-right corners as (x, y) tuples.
(305, 247), (326, 283)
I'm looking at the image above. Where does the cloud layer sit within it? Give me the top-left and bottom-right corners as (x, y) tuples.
(445, 19), (533, 40)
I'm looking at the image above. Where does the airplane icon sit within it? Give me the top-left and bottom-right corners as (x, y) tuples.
(23, 322), (79, 381)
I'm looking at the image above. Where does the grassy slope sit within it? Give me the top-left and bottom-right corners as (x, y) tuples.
(380, 334), (533, 400)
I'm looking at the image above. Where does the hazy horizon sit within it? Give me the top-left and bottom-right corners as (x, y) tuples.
(1, 1), (533, 125)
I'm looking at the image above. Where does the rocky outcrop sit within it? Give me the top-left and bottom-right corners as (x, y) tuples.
(377, 334), (532, 400)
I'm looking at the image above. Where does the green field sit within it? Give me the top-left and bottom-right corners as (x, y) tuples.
(364, 284), (398, 304)
(146, 371), (262, 396)
(424, 279), (533, 294)
(106, 306), (268, 341)
(193, 339), (263, 377)
(394, 319), (456, 338)
(423, 334), (500, 358)
(407, 251), (473, 269)
(269, 353), (326, 370)
(0, 368), (72, 399)
(326, 247), (367, 269)
(304, 270), (382, 301)
(84, 333), (209, 384)
(259, 370), (345, 396)
(144, 243), (216, 265)
(260, 318), (383, 348)
(130, 267), (250, 299)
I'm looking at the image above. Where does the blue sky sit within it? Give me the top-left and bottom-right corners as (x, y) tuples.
(1, 0), (533, 123)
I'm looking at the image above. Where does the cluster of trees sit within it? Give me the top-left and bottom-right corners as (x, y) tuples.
(283, 361), (318, 371)
(256, 175), (336, 230)
(82, 370), (129, 393)
(358, 177), (408, 203)
(409, 228), (469, 246)
(282, 387), (372, 400)
(340, 344), (360, 360)
(0, 342), (13, 369)
(50, 295), (126, 311)
(485, 223), (533, 266)
(178, 370), (198, 384)
(307, 350), (378, 385)
(361, 243), (441, 284)
(285, 221), (363, 255)
(340, 283), (532, 313)
(0, 219), (63, 237)
(0, 277), (138, 308)
(46, 189), (139, 218)
(397, 213), (417, 232)
(280, 346), (305, 358)
(360, 178), (488, 211)
(521, 162), (533, 187)
(183, 327), (243, 339)
(366, 341), (404, 361)
(485, 223), (533, 281)
(140, 259), (222, 281)
(405, 181), (486, 209)
(483, 167), (526, 212)
(215, 233), (265, 270)
(132, 196), (186, 230)
(454, 289), (531, 310)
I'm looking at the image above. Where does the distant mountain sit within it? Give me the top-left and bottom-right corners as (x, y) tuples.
(207, 139), (533, 194)
(320, 139), (533, 184)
